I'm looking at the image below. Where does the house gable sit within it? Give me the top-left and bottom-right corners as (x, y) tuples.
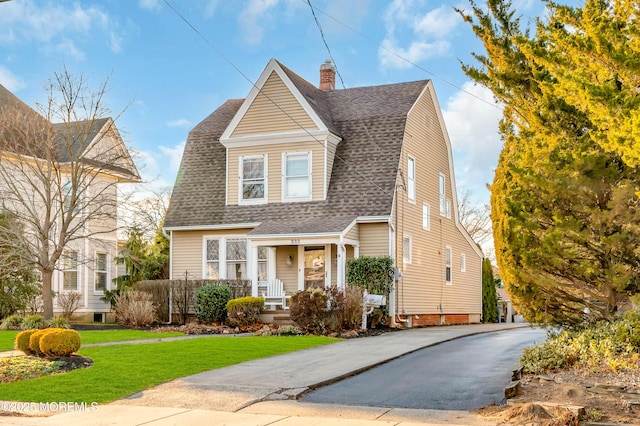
(82, 118), (140, 182)
(221, 58), (334, 146)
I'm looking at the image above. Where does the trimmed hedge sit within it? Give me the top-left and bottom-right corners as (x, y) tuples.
(226, 297), (264, 327)
(29, 329), (49, 356)
(15, 329), (38, 355)
(39, 329), (81, 357)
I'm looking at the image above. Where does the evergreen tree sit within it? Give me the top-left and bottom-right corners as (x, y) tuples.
(482, 258), (499, 323)
(459, 0), (640, 325)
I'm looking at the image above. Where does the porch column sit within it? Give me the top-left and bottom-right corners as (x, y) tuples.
(337, 243), (346, 289)
(250, 242), (259, 297)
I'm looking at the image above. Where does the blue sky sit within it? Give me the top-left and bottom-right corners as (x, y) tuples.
(0, 0), (546, 208)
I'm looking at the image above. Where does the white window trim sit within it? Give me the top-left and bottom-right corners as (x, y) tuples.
(460, 253), (466, 273)
(203, 237), (221, 280)
(94, 251), (109, 294)
(202, 236), (250, 280)
(62, 250), (79, 292)
(422, 203), (430, 231)
(445, 246), (452, 285)
(407, 155), (416, 203)
(439, 173), (446, 216)
(403, 236), (412, 264)
(238, 154), (267, 205)
(282, 151), (312, 202)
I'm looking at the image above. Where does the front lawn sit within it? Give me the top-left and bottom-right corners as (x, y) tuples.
(0, 329), (184, 351)
(0, 335), (336, 403)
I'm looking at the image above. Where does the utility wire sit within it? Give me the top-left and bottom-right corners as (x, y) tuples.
(162, 0), (394, 196)
(306, 1), (503, 112)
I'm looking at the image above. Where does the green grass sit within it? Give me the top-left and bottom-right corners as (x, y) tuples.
(0, 335), (336, 403)
(0, 329), (184, 351)
(0, 331), (18, 351)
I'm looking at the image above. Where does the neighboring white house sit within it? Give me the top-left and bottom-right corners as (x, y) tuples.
(0, 84), (140, 322)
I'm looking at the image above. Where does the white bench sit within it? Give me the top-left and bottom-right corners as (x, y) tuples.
(261, 279), (290, 310)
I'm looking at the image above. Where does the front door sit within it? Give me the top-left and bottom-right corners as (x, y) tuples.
(304, 246), (325, 289)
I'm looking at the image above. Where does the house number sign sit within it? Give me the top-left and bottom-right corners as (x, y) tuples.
(291, 239), (300, 244)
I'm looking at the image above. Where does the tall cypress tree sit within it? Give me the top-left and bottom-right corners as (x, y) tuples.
(482, 258), (499, 323)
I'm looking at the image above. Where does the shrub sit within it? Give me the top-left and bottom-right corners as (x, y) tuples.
(277, 324), (302, 336)
(114, 290), (156, 328)
(29, 329), (50, 356)
(0, 314), (24, 330)
(289, 287), (331, 334)
(56, 291), (82, 321)
(330, 286), (364, 331)
(39, 328), (81, 357)
(47, 317), (70, 329)
(226, 296), (263, 327)
(15, 329), (38, 355)
(195, 284), (232, 324)
(20, 314), (46, 330)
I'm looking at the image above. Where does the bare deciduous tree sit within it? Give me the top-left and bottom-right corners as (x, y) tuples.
(0, 69), (140, 319)
(457, 187), (493, 248)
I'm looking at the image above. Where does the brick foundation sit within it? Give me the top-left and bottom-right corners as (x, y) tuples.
(397, 313), (476, 327)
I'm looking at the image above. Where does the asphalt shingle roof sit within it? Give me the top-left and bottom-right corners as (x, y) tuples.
(165, 62), (428, 235)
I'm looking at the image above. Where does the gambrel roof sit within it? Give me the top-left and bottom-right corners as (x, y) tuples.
(165, 60), (428, 235)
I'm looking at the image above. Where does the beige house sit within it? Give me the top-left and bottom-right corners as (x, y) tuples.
(0, 84), (140, 322)
(164, 59), (483, 326)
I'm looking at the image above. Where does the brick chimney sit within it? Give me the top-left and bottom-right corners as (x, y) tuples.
(319, 60), (335, 91)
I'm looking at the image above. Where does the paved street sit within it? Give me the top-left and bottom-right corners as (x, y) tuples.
(302, 327), (546, 410)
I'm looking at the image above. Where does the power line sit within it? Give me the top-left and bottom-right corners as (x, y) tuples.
(306, 1), (503, 112)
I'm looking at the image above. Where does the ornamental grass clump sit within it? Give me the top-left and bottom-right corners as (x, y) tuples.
(226, 296), (263, 327)
(20, 314), (46, 330)
(0, 314), (24, 330)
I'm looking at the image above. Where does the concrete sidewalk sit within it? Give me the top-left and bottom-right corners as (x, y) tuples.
(1, 322), (532, 425)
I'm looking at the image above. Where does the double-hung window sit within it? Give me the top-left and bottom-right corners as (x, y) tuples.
(226, 239), (247, 280)
(62, 251), (78, 291)
(95, 253), (108, 291)
(284, 152), (311, 200)
(403, 236), (412, 264)
(205, 239), (220, 279)
(240, 155), (266, 203)
(445, 246), (452, 285)
(439, 173), (446, 216)
(257, 246), (268, 282)
(422, 203), (430, 230)
(407, 157), (416, 202)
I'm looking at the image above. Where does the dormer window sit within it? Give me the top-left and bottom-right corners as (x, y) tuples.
(240, 155), (267, 204)
(283, 152), (311, 201)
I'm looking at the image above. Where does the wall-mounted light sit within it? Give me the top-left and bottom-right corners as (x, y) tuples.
(286, 254), (294, 267)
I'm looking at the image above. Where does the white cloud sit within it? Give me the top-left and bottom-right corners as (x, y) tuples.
(139, 0), (161, 11)
(442, 81), (503, 194)
(414, 5), (461, 36)
(0, 66), (26, 92)
(379, 38), (450, 69)
(0, 1), (124, 57)
(55, 39), (85, 61)
(238, 0), (279, 45)
(166, 118), (191, 128)
(379, 0), (460, 70)
(159, 141), (186, 176)
(204, 0), (221, 18)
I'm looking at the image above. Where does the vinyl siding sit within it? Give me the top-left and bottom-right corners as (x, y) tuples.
(232, 71), (317, 136)
(393, 84), (482, 317)
(170, 229), (253, 279)
(344, 223), (359, 241)
(228, 141), (325, 204)
(275, 246), (298, 294)
(359, 223), (390, 257)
